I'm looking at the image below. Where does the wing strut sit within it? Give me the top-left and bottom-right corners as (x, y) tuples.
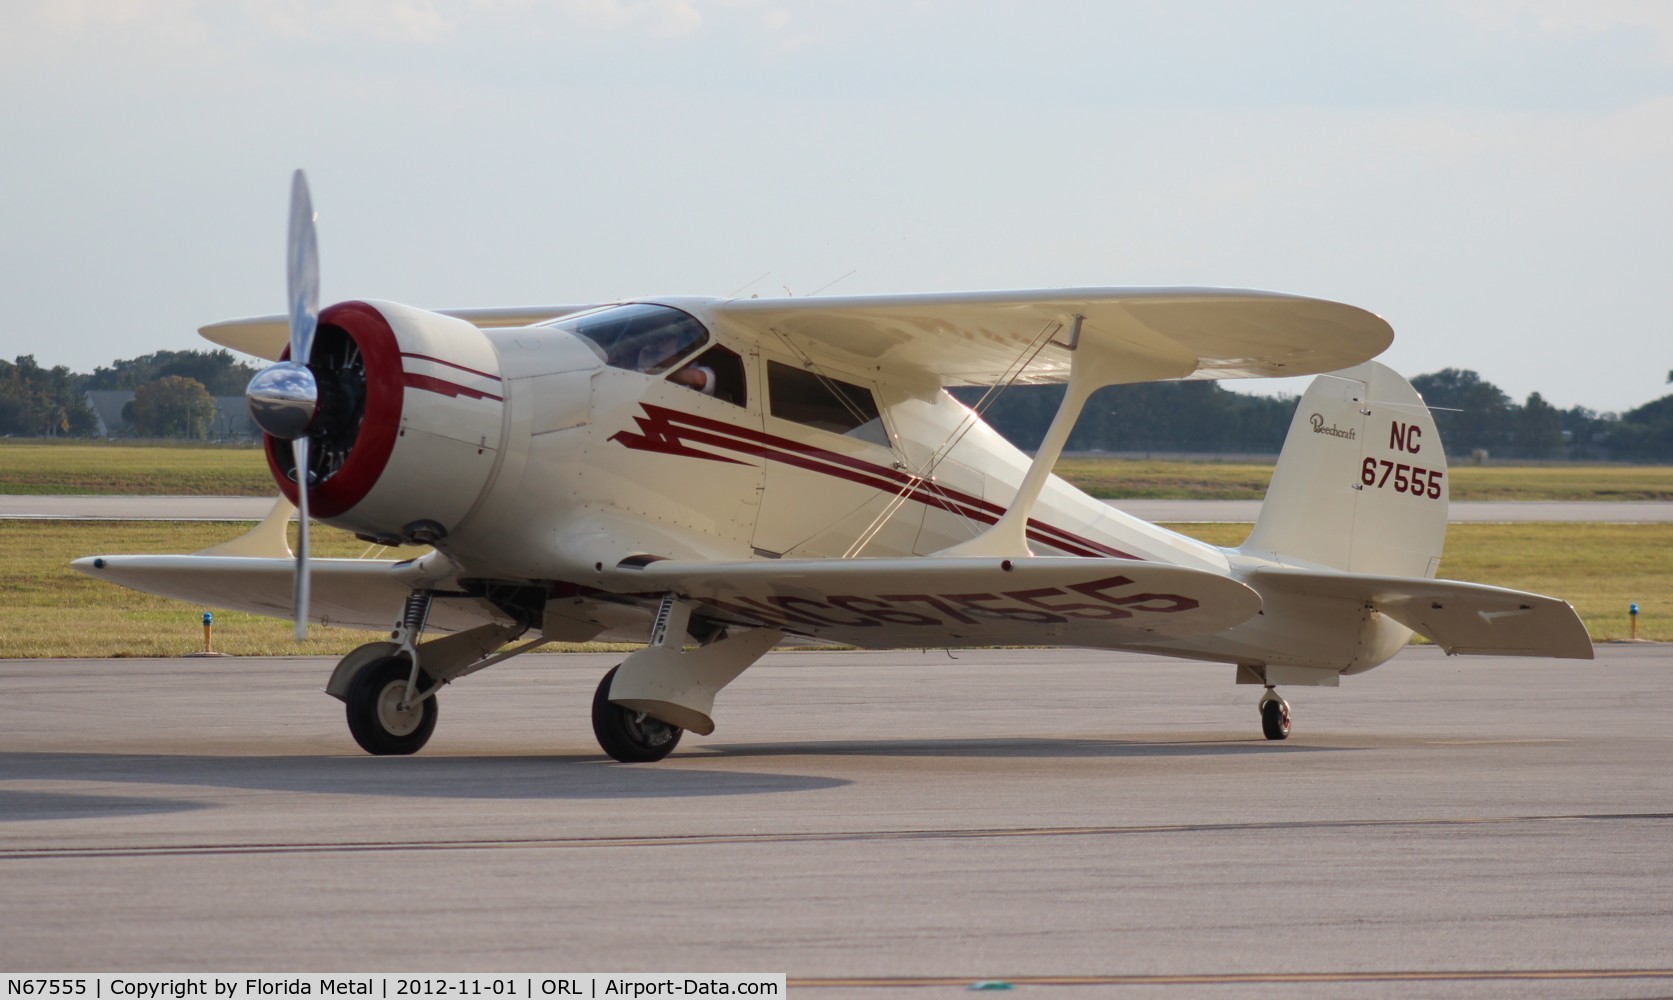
(936, 313), (1192, 558)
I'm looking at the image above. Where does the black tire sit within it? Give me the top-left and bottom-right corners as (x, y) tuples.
(345, 656), (439, 756)
(592, 665), (682, 763)
(1261, 698), (1291, 741)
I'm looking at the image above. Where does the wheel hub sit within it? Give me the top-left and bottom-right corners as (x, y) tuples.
(376, 680), (425, 736)
(628, 711), (677, 749)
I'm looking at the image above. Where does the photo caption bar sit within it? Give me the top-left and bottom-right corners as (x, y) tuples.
(3, 977), (785, 1000)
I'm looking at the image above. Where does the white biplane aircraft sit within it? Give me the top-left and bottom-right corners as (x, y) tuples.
(76, 173), (1592, 761)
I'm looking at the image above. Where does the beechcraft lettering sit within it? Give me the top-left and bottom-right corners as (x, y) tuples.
(75, 171), (1592, 762)
(1309, 412), (1357, 441)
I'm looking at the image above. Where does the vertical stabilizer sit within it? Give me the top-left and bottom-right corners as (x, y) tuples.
(1243, 362), (1446, 578)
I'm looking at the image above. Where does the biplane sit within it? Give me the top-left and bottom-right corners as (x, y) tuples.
(76, 173), (1591, 761)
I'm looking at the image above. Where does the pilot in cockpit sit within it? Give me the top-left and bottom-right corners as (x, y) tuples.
(633, 332), (716, 397)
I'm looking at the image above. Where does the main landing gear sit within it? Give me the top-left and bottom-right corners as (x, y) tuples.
(1259, 686), (1292, 741)
(592, 665), (683, 763)
(589, 597), (784, 763)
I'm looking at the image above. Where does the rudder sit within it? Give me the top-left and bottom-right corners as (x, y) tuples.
(1243, 361), (1447, 578)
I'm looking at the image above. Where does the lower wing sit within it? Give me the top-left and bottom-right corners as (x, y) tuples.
(610, 556), (1262, 648)
(71, 555), (501, 633)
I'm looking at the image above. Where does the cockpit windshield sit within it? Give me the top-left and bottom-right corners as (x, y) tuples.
(546, 303), (709, 374)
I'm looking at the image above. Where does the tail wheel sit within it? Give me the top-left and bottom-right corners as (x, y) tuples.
(591, 665), (682, 763)
(1261, 697), (1292, 741)
(345, 656), (439, 755)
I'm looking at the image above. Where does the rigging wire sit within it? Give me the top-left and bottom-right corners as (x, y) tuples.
(841, 317), (1065, 558)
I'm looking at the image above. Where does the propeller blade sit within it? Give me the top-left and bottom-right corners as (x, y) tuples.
(292, 435), (311, 642)
(286, 169), (318, 644)
(286, 169), (320, 367)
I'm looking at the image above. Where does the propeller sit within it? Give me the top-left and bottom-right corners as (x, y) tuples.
(245, 169), (321, 641)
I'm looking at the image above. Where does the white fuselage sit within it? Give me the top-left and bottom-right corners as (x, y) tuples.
(383, 301), (1407, 676)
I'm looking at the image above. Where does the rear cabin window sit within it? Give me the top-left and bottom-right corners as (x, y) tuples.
(767, 361), (881, 436)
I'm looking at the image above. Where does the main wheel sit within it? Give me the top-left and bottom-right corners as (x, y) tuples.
(1261, 697), (1291, 741)
(592, 665), (682, 763)
(345, 656), (439, 756)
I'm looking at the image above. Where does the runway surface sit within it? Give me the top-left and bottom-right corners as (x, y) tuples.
(4, 494), (1669, 522)
(3, 645), (1671, 996)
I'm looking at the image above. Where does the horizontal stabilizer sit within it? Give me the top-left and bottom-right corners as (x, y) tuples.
(1251, 567), (1593, 659)
(609, 556), (1262, 649)
(71, 555), (498, 633)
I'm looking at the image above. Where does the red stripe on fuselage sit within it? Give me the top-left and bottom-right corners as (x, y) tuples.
(610, 403), (1138, 560)
(400, 352), (503, 382)
(402, 372), (504, 402)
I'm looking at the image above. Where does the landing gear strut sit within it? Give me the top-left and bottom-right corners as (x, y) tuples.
(1259, 686), (1291, 741)
(592, 665), (683, 763)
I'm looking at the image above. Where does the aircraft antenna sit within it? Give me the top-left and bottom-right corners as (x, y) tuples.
(726, 271), (772, 299)
(1378, 400), (1460, 413)
(807, 269), (857, 297)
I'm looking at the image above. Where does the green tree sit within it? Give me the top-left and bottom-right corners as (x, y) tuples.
(124, 375), (216, 439)
(86, 349), (260, 396)
(1514, 391), (1564, 458)
(1563, 406), (1611, 460)
(1607, 394), (1673, 461)
(1411, 368), (1516, 456)
(0, 355), (96, 437)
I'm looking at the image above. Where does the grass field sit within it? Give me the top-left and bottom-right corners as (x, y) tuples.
(5, 519), (1665, 658)
(7, 440), (1671, 501)
(0, 441), (273, 495)
(6, 521), (387, 658)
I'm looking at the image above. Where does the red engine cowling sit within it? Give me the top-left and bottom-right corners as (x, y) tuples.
(265, 299), (507, 546)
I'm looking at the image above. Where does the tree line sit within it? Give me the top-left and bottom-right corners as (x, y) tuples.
(5, 347), (1672, 460)
(950, 367), (1673, 461)
(0, 350), (260, 440)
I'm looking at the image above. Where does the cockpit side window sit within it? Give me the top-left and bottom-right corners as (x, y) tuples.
(682, 345), (747, 407)
(767, 361), (882, 436)
(546, 303), (709, 374)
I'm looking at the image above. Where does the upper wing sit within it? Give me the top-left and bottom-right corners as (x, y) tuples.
(711, 287), (1392, 387)
(612, 556), (1262, 649)
(1250, 567), (1594, 659)
(199, 304), (604, 360)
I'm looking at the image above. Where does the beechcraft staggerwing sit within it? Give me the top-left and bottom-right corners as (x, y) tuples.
(75, 173), (1592, 761)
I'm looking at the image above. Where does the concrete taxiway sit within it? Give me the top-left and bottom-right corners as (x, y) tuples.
(4, 494), (1670, 522)
(2, 646), (1671, 996)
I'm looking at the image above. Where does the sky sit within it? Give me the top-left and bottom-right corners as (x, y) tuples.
(2, 0), (1670, 413)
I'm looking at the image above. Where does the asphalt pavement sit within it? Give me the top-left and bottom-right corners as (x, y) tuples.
(3, 645), (1670, 995)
